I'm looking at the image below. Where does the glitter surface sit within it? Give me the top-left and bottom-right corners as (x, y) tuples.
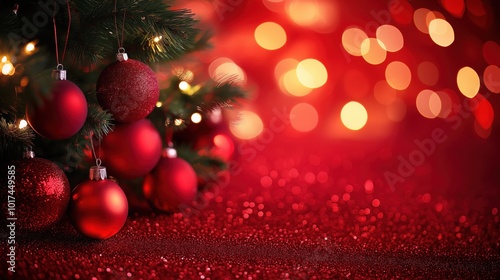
(6, 154), (500, 279)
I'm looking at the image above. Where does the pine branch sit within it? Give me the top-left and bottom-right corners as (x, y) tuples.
(67, 0), (200, 69)
(79, 103), (114, 140)
(159, 76), (248, 124)
(62, 102), (114, 169)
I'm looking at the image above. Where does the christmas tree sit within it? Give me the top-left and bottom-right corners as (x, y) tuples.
(0, 0), (246, 237)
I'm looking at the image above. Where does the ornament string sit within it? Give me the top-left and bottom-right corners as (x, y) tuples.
(52, 0), (72, 66)
(89, 132), (102, 167)
(114, 0), (127, 50)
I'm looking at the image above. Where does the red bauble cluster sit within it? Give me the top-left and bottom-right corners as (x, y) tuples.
(99, 119), (162, 179)
(7, 155), (70, 232)
(26, 80), (87, 140)
(143, 150), (198, 212)
(69, 166), (128, 239)
(96, 59), (159, 123)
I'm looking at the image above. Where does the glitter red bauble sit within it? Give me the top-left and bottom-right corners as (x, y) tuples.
(96, 59), (159, 123)
(5, 157), (70, 233)
(26, 80), (87, 139)
(100, 119), (162, 179)
(143, 155), (197, 212)
(69, 178), (128, 239)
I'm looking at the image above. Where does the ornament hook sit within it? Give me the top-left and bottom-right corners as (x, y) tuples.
(52, 64), (66, 80)
(117, 47), (128, 61)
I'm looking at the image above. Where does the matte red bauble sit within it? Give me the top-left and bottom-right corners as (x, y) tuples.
(26, 80), (87, 139)
(100, 119), (162, 179)
(6, 152), (70, 232)
(69, 166), (128, 239)
(96, 59), (159, 123)
(143, 148), (197, 212)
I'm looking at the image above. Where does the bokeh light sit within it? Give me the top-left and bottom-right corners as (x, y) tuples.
(254, 22), (287, 50)
(342, 27), (368, 57)
(191, 112), (202, 124)
(209, 57), (247, 85)
(19, 119), (28, 129)
(418, 61), (439, 86)
(416, 89), (442, 119)
(296, 58), (328, 89)
(483, 65), (500, 93)
(428, 18), (455, 47)
(262, 0), (286, 13)
(361, 38), (387, 65)
(436, 90), (453, 118)
(1, 61), (14, 75)
(275, 58), (313, 96)
(229, 111), (264, 140)
(290, 103), (318, 132)
(25, 42), (35, 53)
(341, 101), (368, 130)
(376, 25), (404, 52)
(285, 0), (338, 33)
(374, 80), (397, 105)
(457, 66), (480, 98)
(390, 0), (414, 25)
(212, 134), (235, 161)
(474, 97), (494, 130)
(441, 0), (465, 18)
(385, 61), (411, 90)
(414, 8), (432, 33)
(179, 81), (190, 91)
(275, 58), (298, 79)
(282, 69), (312, 96)
(482, 41), (500, 66)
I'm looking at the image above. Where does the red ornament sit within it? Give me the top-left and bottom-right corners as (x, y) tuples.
(5, 152), (70, 233)
(26, 80), (87, 139)
(69, 166), (128, 239)
(96, 59), (159, 123)
(143, 148), (197, 212)
(100, 119), (162, 179)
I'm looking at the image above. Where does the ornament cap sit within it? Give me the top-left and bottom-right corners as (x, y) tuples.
(162, 147), (177, 158)
(52, 64), (67, 80)
(24, 150), (35, 159)
(89, 166), (108, 180)
(117, 47), (128, 61)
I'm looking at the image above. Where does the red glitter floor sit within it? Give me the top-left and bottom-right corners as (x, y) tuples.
(6, 148), (500, 279)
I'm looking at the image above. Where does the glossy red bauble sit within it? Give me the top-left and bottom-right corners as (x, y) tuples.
(100, 119), (162, 179)
(26, 80), (87, 139)
(96, 59), (159, 123)
(69, 178), (128, 239)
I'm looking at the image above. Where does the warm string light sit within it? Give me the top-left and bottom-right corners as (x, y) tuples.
(153, 35), (163, 43)
(1, 56), (15, 76)
(190, 112), (202, 124)
(18, 119), (28, 129)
